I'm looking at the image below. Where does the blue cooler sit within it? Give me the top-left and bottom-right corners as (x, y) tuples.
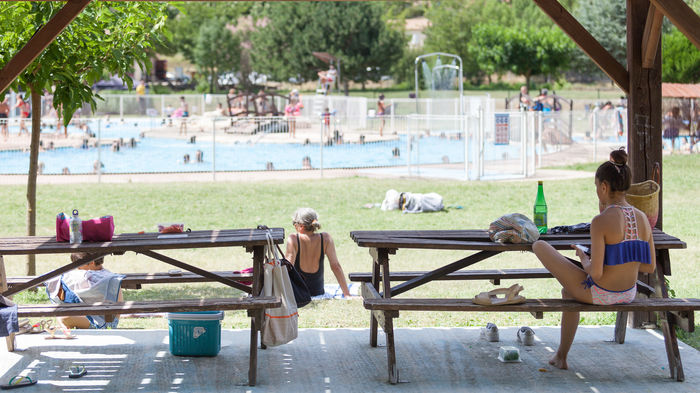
(167, 311), (224, 357)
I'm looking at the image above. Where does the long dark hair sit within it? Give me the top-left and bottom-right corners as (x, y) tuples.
(595, 147), (631, 192)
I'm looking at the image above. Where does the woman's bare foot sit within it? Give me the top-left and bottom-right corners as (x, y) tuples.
(549, 353), (568, 369)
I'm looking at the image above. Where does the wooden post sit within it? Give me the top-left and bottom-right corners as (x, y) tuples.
(627, 0), (663, 329)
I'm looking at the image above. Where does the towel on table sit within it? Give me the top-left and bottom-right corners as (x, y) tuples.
(488, 213), (540, 244)
(0, 295), (18, 337)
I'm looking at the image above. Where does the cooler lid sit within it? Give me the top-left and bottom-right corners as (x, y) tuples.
(166, 311), (224, 321)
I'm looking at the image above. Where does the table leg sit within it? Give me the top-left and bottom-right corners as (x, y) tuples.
(369, 249), (381, 347)
(378, 249), (400, 383)
(614, 312), (627, 344)
(652, 250), (684, 381)
(0, 256), (16, 352)
(251, 246), (267, 350)
(248, 309), (262, 386)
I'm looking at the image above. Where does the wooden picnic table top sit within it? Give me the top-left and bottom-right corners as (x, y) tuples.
(350, 229), (685, 251)
(0, 228), (285, 256)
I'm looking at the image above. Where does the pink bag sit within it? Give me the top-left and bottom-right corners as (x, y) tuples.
(56, 212), (70, 242)
(82, 216), (115, 242)
(55, 213), (114, 242)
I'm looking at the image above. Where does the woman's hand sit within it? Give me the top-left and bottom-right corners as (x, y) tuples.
(571, 244), (592, 271)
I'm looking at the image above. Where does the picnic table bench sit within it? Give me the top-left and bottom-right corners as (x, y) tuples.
(0, 228), (284, 386)
(350, 229), (699, 384)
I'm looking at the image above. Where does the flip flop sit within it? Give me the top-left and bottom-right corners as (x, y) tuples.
(68, 365), (87, 379)
(1, 376), (37, 390)
(473, 284), (526, 306)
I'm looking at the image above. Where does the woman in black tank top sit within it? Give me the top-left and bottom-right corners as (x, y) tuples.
(285, 208), (352, 298)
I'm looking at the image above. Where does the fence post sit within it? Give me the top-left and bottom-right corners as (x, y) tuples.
(119, 96), (123, 119)
(320, 117), (324, 179)
(97, 119), (102, 183)
(390, 99), (395, 135)
(521, 113), (527, 177)
(161, 95), (165, 118)
(537, 111), (543, 169)
(593, 109), (598, 163)
(407, 116), (413, 176)
(478, 106), (484, 179)
(212, 118), (217, 181)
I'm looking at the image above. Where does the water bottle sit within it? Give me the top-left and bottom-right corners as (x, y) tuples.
(533, 181), (548, 234)
(70, 209), (82, 244)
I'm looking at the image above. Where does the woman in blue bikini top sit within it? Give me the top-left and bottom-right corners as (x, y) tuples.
(532, 147), (656, 371)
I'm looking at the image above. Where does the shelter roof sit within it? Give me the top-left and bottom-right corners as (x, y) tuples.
(662, 83), (700, 98)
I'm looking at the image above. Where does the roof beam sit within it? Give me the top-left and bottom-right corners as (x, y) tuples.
(533, 0), (629, 94)
(651, 0), (700, 51)
(0, 0), (92, 95)
(642, 4), (664, 68)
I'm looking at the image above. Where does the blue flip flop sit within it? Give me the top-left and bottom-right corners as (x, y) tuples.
(1, 376), (37, 390)
(68, 365), (87, 379)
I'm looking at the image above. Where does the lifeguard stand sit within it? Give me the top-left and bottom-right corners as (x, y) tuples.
(312, 52), (341, 95)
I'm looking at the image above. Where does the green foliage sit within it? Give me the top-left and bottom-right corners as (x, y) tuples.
(470, 24), (575, 87)
(162, 3), (250, 63)
(0, 2), (168, 124)
(193, 19), (241, 94)
(425, 0), (555, 83)
(662, 29), (700, 83)
(250, 2), (405, 87)
(571, 0), (627, 78)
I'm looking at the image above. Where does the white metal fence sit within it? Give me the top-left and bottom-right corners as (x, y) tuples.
(0, 93), (634, 180)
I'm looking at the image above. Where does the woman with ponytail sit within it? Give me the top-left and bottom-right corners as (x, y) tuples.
(286, 208), (352, 298)
(532, 147), (656, 370)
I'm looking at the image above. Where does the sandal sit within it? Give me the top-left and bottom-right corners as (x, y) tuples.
(473, 284), (526, 306)
(1, 376), (37, 390)
(27, 319), (52, 334)
(68, 365), (87, 379)
(45, 326), (76, 340)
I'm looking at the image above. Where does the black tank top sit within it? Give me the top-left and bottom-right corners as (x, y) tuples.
(294, 233), (325, 296)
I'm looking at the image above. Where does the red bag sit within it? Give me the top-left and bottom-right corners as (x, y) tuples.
(82, 216), (115, 242)
(55, 213), (115, 242)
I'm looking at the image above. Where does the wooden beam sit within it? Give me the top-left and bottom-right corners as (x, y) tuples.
(651, 0), (700, 51)
(642, 5), (665, 68)
(0, 0), (92, 95)
(533, 0), (630, 93)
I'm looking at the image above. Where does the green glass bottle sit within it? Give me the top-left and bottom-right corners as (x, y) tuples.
(533, 181), (548, 234)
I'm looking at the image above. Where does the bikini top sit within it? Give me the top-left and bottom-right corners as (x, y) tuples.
(603, 205), (651, 266)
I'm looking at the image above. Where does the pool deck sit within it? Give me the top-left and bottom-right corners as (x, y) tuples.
(2, 326), (699, 392)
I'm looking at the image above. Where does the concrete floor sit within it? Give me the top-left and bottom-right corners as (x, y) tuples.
(2, 326), (699, 392)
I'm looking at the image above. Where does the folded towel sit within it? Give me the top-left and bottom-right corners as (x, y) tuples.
(0, 296), (18, 337)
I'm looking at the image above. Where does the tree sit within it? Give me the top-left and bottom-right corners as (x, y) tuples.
(425, 0), (559, 84)
(470, 24), (575, 88)
(251, 2), (405, 91)
(662, 29), (700, 83)
(571, 0), (627, 80)
(193, 19), (241, 94)
(0, 2), (167, 275)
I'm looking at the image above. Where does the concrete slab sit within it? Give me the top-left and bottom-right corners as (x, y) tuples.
(1, 326), (698, 392)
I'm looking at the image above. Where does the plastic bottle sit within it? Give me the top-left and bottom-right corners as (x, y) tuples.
(70, 209), (82, 244)
(533, 181), (548, 234)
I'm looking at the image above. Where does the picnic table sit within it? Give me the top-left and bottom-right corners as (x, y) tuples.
(350, 229), (698, 383)
(0, 228), (284, 386)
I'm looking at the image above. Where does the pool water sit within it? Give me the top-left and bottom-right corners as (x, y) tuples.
(0, 120), (526, 174)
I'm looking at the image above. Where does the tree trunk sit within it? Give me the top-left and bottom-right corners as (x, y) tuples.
(26, 87), (41, 276)
(344, 80), (349, 96)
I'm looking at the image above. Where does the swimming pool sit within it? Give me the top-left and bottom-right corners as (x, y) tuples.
(0, 120), (526, 174)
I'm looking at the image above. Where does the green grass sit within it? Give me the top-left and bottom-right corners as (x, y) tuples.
(5, 155), (699, 347)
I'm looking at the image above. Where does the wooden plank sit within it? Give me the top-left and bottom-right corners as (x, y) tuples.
(389, 251), (500, 297)
(2, 252), (109, 297)
(651, 0), (700, 51)
(0, 228), (285, 255)
(0, 0), (92, 95)
(351, 268), (554, 282)
(642, 5), (665, 68)
(139, 250), (252, 293)
(533, 0), (629, 93)
(369, 257), (381, 347)
(17, 297), (280, 318)
(7, 270), (254, 290)
(362, 297), (700, 312)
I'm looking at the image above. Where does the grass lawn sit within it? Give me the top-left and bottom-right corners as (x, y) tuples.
(3, 155), (698, 347)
